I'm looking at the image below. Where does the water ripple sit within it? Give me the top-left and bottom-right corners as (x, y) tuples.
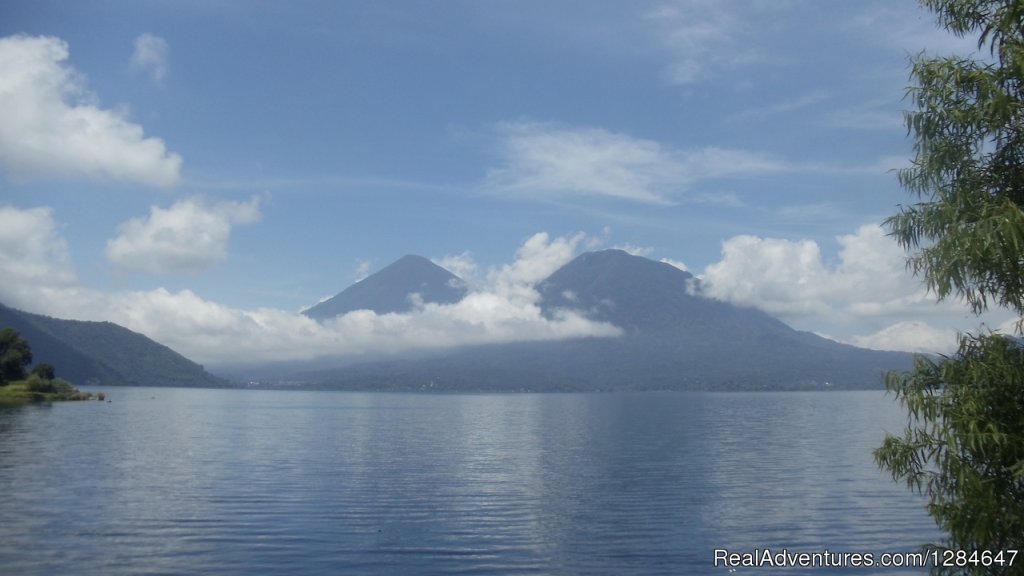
(0, 390), (939, 575)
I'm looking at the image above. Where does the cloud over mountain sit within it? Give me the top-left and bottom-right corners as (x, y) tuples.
(701, 224), (930, 318)
(0, 35), (181, 187)
(697, 224), (1014, 352)
(0, 200), (1011, 364)
(0, 224), (619, 365)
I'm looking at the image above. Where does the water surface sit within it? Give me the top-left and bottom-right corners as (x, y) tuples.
(0, 389), (939, 575)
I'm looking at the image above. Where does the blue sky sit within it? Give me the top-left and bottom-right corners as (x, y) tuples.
(0, 1), (1015, 366)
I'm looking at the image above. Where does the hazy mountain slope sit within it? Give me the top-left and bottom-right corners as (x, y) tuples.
(0, 303), (228, 388)
(281, 250), (914, 391)
(533, 249), (912, 388)
(539, 249), (795, 336)
(303, 255), (467, 320)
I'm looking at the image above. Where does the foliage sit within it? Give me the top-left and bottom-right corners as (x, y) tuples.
(0, 328), (33, 385)
(876, 334), (1024, 564)
(24, 373), (55, 394)
(0, 327), (99, 403)
(31, 363), (56, 381)
(886, 0), (1024, 318)
(876, 1), (1024, 573)
(0, 377), (95, 403)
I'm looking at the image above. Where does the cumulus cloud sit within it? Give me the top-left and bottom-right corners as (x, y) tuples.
(106, 196), (262, 274)
(485, 232), (586, 303)
(3, 223), (619, 366)
(702, 224), (919, 318)
(130, 33), (169, 86)
(0, 205), (76, 295)
(109, 283), (619, 366)
(0, 34), (181, 186)
(702, 235), (835, 316)
(5, 206), (1009, 363)
(699, 223), (1016, 353)
(432, 251), (479, 286)
(485, 122), (786, 204)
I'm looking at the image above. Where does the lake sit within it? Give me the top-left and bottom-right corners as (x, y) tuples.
(0, 388), (940, 575)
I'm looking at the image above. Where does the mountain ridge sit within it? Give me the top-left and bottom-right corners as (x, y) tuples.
(269, 249), (914, 391)
(0, 303), (229, 388)
(2, 250), (915, 391)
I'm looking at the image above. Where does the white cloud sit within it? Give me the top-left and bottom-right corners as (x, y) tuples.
(849, 321), (958, 354)
(486, 232), (585, 302)
(106, 196), (262, 274)
(5, 207), (1010, 364)
(0, 35), (182, 187)
(613, 243), (655, 258)
(352, 259), (373, 283)
(3, 226), (619, 366)
(0, 206), (76, 302)
(702, 234), (832, 316)
(660, 257), (689, 272)
(485, 122), (786, 205)
(699, 223), (1015, 353)
(486, 122), (680, 204)
(702, 224), (914, 318)
(130, 33), (169, 86)
(433, 251), (478, 285)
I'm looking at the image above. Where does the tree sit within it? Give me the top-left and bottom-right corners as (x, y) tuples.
(31, 363), (56, 381)
(875, 1), (1024, 573)
(885, 0), (1024, 317)
(0, 328), (32, 385)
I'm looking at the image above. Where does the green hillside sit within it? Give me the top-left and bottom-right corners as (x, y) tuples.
(0, 303), (228, 388)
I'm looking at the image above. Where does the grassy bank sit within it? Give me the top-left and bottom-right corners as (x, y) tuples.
(0, 376), (104, 405)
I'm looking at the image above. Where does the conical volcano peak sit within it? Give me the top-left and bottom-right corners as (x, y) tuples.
(537, 249), (703, 330)
(303, 255), (467, 321)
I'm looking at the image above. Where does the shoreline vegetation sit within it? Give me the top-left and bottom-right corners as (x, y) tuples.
(0, 377), (105, 405)
(1, 327), (105, 406)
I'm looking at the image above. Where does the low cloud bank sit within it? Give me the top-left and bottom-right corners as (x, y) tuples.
(1, 204), (1014, 364)
(0, 214), (620, 365)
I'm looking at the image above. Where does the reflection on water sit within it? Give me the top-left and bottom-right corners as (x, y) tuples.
(700, 393), (938, 556)
(0, 389), (939, 575)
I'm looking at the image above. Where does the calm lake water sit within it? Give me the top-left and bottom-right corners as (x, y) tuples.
(0, 388), (940, 575)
